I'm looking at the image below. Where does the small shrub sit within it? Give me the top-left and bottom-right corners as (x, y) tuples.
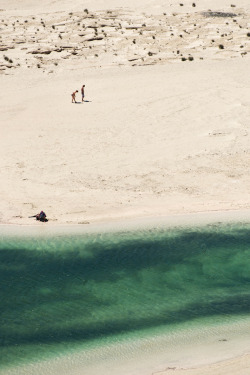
(247, 33), (250, 37)
(219, 44), (224, 49)
(181, 57), (187, 61)
(192, 3), (196, 7)
(84, 9), (89, 14)
(52, 25), (55, 29)
(148, 51), (153, 56)
(188, 56), (194, 61)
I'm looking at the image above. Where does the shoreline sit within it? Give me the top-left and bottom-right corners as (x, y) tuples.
(1, 208), (250, 236)
(1, 314), (250, 375)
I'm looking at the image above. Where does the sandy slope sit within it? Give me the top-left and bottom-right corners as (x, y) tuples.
(0, 60), (250, 225)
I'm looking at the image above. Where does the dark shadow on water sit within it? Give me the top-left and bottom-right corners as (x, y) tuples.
(0, 227), (250, 356)
(1, 292), (250, 347)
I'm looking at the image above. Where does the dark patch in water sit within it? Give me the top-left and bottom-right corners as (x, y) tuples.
(0, 226), (250, 366)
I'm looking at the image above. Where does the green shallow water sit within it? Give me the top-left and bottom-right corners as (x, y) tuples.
(0, 222), (250, 370)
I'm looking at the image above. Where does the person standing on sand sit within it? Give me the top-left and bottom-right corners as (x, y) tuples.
(72, 90), (78, 103)
(81, 85), (85, 102)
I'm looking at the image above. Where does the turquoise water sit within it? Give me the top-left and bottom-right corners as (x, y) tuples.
(0, 223), (250, 370)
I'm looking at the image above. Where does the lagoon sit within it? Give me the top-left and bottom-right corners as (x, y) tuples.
(1, 221), (250, 374)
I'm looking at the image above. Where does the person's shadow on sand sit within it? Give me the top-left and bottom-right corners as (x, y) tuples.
(75, 101), (92, 104)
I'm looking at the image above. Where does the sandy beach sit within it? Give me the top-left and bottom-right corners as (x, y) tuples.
(1, 0), (250, 373)
(0, 0), (250, 226)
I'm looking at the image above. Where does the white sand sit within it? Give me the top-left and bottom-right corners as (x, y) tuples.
(157, 355), (250, 375)
(0, 0), (250, 373)
(1, 0), (250, 226)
